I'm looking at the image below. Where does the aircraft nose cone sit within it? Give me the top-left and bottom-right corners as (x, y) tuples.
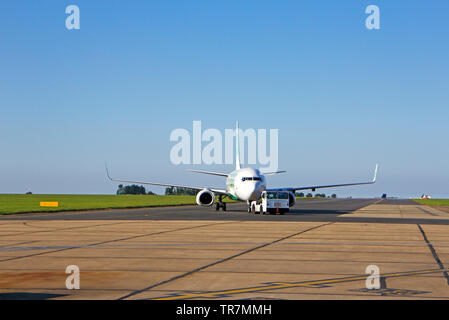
(248, 183), (262, 200)
(236, 184), (254, 200)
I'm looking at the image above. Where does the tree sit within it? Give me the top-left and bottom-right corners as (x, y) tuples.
(165, 187), (198, 196)
(306, 193), (313, 198)
(118, 184), (146, 195)
(295, 192), (305, 198)
(116, 185), (126, 195)
(331, 194), (337, 198)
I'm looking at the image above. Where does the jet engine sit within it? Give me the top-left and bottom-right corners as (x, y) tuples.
(288, 192), (296, 207)
(196, 189), (215, 207)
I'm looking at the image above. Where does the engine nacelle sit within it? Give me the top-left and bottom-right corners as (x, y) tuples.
(196, 189), (215, 207)
(288, 192), (296, 207)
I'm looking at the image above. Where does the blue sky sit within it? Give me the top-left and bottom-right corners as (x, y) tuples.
(1, 1), (448, 198)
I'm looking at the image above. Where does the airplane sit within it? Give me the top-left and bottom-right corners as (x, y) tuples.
(105, 122), (378, 213)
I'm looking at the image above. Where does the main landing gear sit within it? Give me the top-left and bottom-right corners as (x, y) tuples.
(215, 195), (227, 211)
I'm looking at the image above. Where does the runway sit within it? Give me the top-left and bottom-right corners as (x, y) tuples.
(1, 198), (449, 299)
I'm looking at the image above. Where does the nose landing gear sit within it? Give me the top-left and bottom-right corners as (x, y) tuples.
(215, 195), (227, 211)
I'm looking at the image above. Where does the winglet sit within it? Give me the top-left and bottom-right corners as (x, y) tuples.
(373, 164), (379, 182)
(104, 161), (113, 181)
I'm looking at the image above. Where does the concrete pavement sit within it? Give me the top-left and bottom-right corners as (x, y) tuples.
(1, 199), (449, 299)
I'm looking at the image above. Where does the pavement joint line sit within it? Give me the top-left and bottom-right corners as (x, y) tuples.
(0, 241), (38, 248)
(22, 222), (68, 229)
(0, 221), (133, 238)
(331, 217), (449, 225)
(163, 290), (449, 299)
(152, 267), (449, 300)
(0, 268), (445, 277)
(2, 287), (445, 299)
(0, 253), (438, 265)
(417, 207), (438, 217)
(3, 243), (438, 252)
(417, 224), (449, 285)
(0, 221), (238, 263)
(2, 240), (446, 252)
(117, 222), (334, 300)
(0, 287), (136, 292)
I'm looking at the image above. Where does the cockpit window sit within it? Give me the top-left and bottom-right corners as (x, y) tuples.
(242, 177), (261, 182)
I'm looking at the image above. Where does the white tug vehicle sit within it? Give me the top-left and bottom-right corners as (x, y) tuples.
(251, 191), (292, 215)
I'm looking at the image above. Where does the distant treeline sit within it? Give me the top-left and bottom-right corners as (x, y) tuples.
(165, 187), (198, 196)
(295, 192), (337, 198)
(116, 184), (198, 196)
(115, 185), (336, 198)
(116, 184), (155, 195)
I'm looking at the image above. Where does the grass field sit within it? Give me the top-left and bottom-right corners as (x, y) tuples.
(413, 199), (449, 207)
(0, 194), (235, 215)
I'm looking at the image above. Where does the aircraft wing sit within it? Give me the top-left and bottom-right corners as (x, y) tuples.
(267, 164), (378, 193)
(105, 164), (228, 195)
(188, 169), (228, 177)
(261, 170), (287, 176)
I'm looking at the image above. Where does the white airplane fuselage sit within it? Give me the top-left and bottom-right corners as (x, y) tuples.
(226, 167), (266, 201)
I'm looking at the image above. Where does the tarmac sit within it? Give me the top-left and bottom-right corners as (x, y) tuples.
(1, 198), (449, 300)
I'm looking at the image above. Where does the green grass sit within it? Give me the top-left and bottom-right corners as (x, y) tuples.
(413, 199), (449, 207)
(0, 194), (235, 215)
